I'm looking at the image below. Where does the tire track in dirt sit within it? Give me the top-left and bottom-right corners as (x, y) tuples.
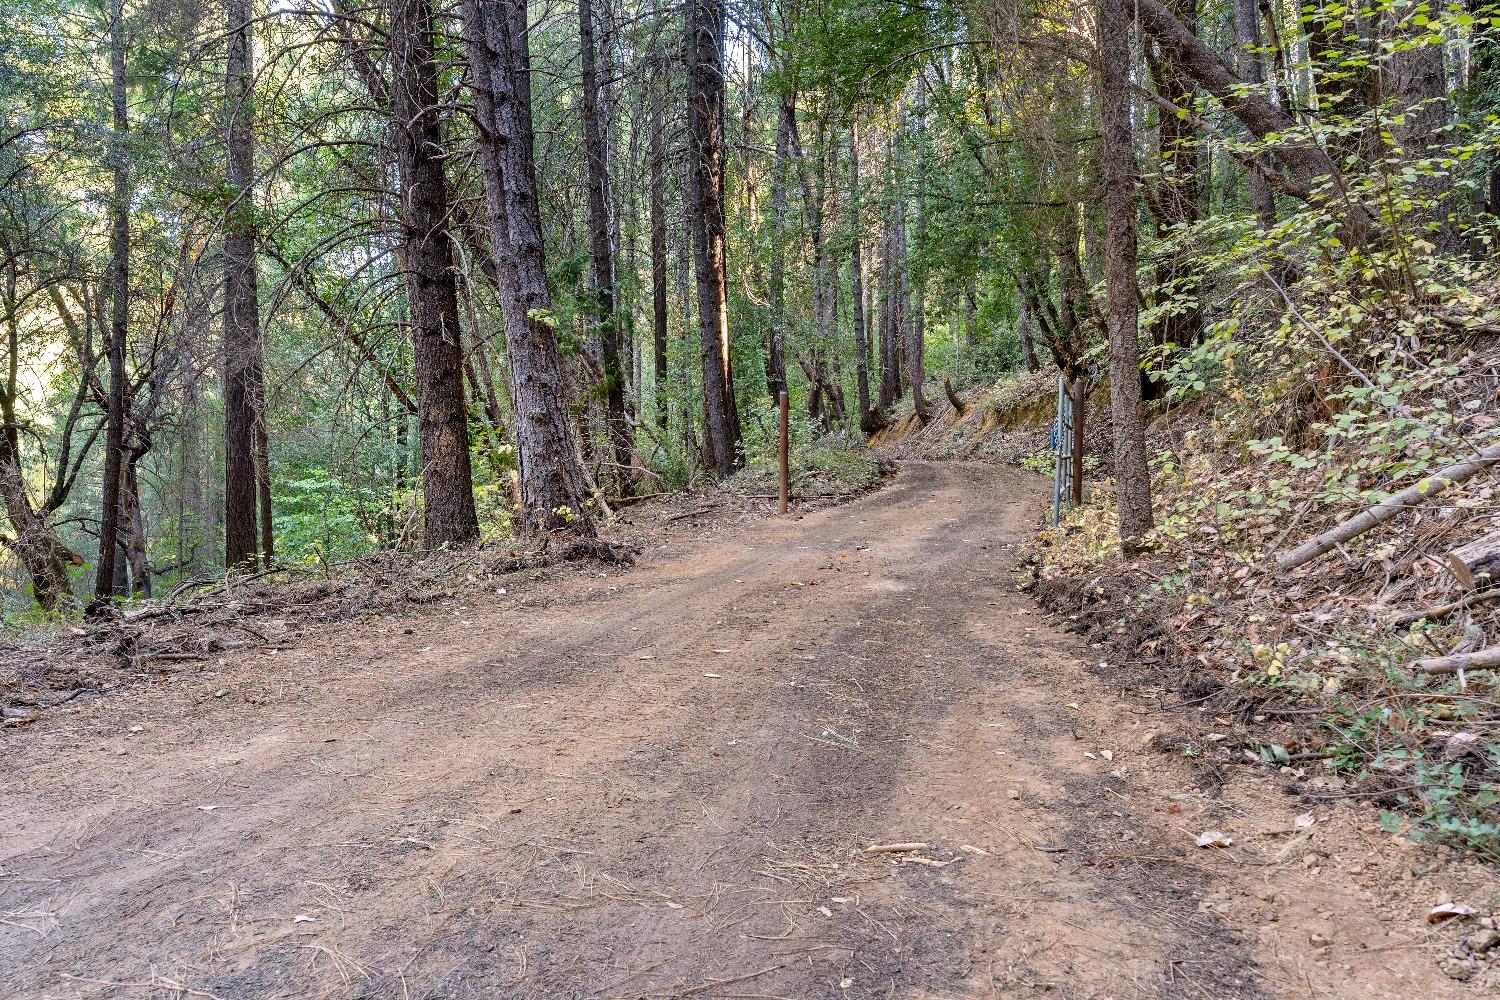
(0, 461), (1476, 998)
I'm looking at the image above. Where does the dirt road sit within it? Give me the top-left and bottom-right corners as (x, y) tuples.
(2, 462), (1491, 998)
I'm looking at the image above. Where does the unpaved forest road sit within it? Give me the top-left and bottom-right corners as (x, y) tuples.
(2, 462), (1491, 999)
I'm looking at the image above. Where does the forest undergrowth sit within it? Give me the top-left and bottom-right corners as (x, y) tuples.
(1013, 256), (1500, 863)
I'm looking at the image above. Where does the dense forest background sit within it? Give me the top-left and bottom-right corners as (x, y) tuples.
(2, 0), (1497, 615)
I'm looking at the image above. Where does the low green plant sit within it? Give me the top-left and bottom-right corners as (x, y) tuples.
(1381, 760), (1500, 861)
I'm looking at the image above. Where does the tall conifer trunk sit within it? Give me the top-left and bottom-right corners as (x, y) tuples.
(848, 126), (873, 430)
(648, 59), (670, 430)
(579, 0), (632, 488)
(1099, 0), (1155, 550)
(224, 0), (264, 568)
(683, 0), (740, 475)
(392, 0), (479, 546)
(96, 0), (129, 596)
(766, 98), (792, 403)
(464, 0), (597, 537)
(1232, 0), (1276, 228)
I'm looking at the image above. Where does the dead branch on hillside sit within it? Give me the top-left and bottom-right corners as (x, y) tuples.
(1274, 442), (1500, 572)
(1390, 586), (1500, 627)
(1413, 647), (1500, 675)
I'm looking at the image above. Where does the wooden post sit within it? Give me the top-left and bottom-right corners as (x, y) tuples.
(778, 390), (789, 514)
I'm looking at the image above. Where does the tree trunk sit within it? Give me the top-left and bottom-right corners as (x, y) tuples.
(677, 155), (696, 457)
(649, 64), (670, 430)
(464, 0), (597, 538)
(963, 285), (977, 349)
(122, 455), (150, 597)
(254, 391), (273, 565)
(904, 96), (930, 425)
(900, 144), (924, 422)
(1018, 297), (1040, 372)
(0, 420), (72, 610)
(906, 270), (930, 423)
(684, 0), (741, 475)
(1231, 0), (1276, 228)
(1275, 442), (1500, 572)
(579, 0), (632, 489)
(1099, 0), (1156, 551)
(876, 145), (904, 411)
(224, 0), (262, 569)
(392, 0), (480, 547)
(848, 126), (874, 431)
(96, 0), (129, 598)
(1384, 28), (1464, 256)
(786, 105), (845, 434)
(943, 376), (967, 415)
(1446, 529), (1500, 589)
(1143, 0), (1204, 401)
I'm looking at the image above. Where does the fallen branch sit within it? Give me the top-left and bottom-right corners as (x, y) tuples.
(1274, 442), (1500, 572)
(901, 854), (958, 867)
(1445, 529), (1500, 588)
(1435, 313), (1500, 336)
(1413, 647), (1500, 674)
(1390, 586), (1500, 627)
(865, 841), (930, 853)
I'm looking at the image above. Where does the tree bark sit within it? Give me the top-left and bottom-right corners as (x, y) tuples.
(96, 0), (129, 597)
(224, 0), (263, 569)
(1142, 0), (1204, 401)
(122, 454), (150, 597)
(876, 131), (904, 411)
(649, 63), (670, 430)
(1018, 297), (1040, 372)
(1099, 0), (1156, 551)
(1383, 28), (1464, 256)
(903, 95), (930, 425)
(1413, 647), (1500, 675)
(787, 107), (843, 432)
(0, 414), (73, 610)
(683, 0), (741, 475)
(1275, 442), (1500, 572)
(392, 0), (480, 547)
(1231, 0), (1276, 228)
(848, 126), (874, 431)
(579, 0), (632, 489)
(942, 376), (967, 415)
(464, 0), (597, 537)
(963, 285), (977, 349)
(254, 399), (273, 566)
(1445, 528), (1500, 589)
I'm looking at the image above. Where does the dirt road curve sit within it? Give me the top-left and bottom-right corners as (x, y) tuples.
(1, 462), (1482, 999)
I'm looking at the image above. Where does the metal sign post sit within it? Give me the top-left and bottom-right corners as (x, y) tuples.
(1052, 376), (1075, 525)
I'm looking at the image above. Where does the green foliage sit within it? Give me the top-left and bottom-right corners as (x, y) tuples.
(272, 469), (389, 566)
(1382, 761), (1500, 860)
(780, 0), (953, 111)
(1019, 449), (1053, 475)
(794, 443), (883, 496)
(735, 398), (881, 498)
